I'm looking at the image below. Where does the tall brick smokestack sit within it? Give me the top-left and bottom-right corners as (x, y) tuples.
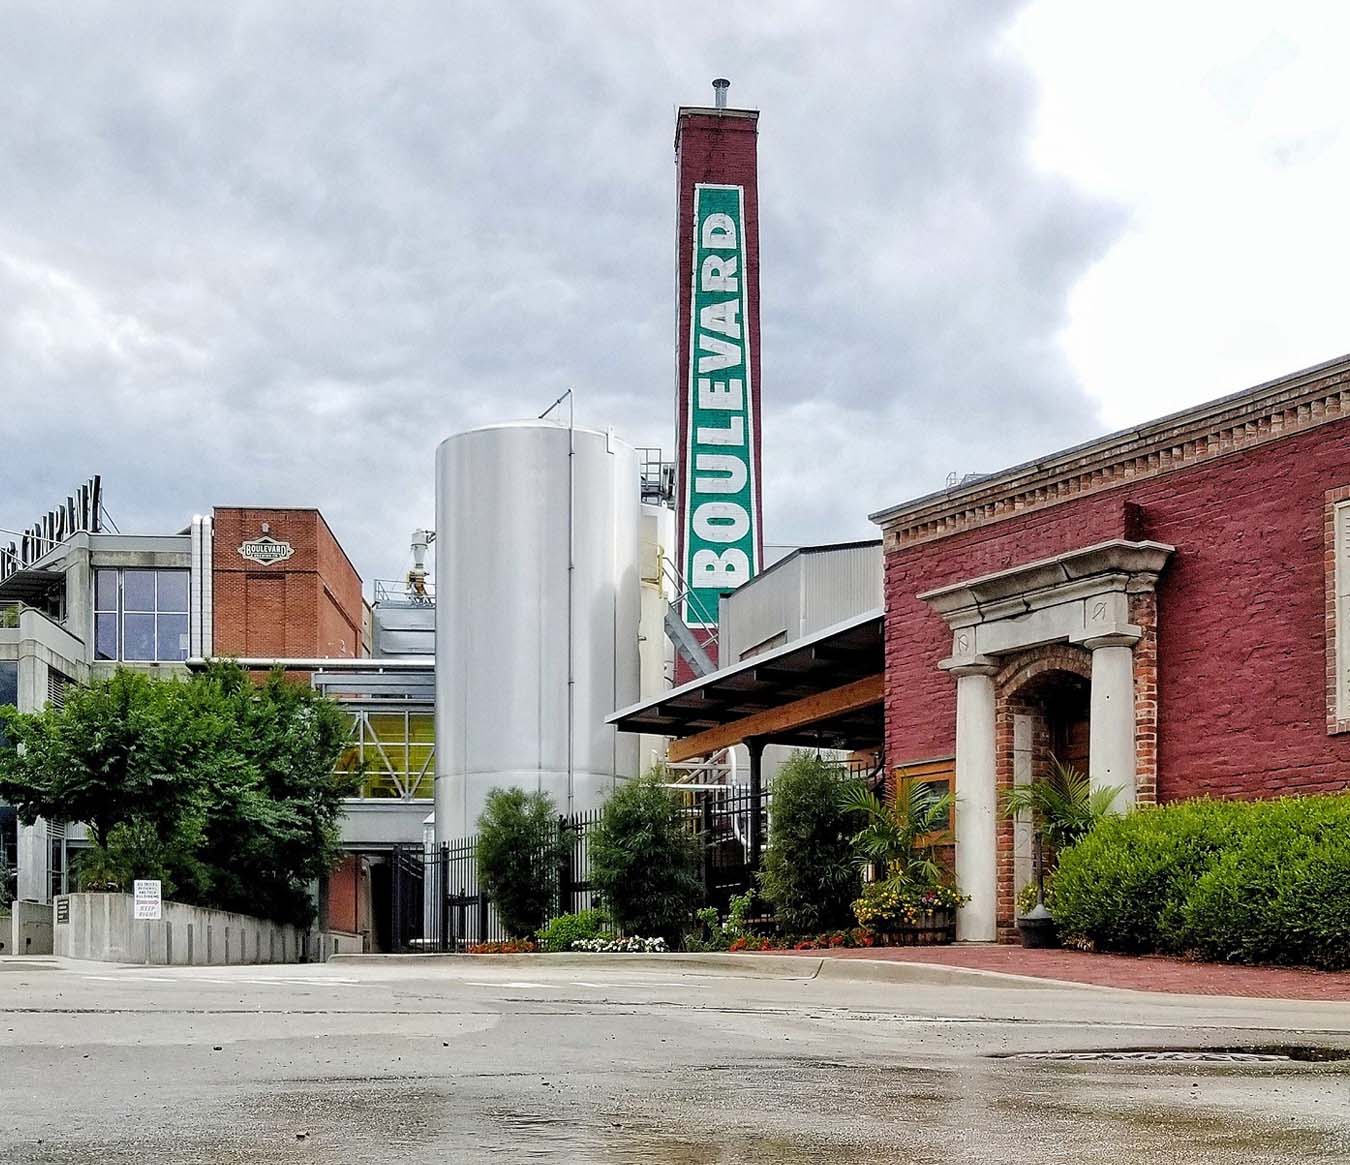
(673, 80), (763, 649)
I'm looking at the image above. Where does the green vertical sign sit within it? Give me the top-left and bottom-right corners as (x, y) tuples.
(682, 183), (759, 628)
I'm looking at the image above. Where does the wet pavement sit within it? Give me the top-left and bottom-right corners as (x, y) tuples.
(0, 954), (1348, 1162)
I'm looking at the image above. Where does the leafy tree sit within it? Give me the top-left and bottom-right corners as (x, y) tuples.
(1001, 757), (1121, 851)
(839, 776), (954, 888)
(758, 752), (861, 934)
(0, 668), (208, 850)
(0, 663), (356, 927)
(475, 788), (566, 938)
(189, 666), (356, 926)
(590, 771), (701, 942)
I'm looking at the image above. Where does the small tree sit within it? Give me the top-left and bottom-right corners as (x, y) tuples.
(0, 668), (208, 850)
(590, 771), (700, 942)
(758, 752), (861, 934)
(476, 788), (566, 938)
(1001, 757), (1121, 852)
(840, 777), (954, 887)
(0, 663), (355, 927)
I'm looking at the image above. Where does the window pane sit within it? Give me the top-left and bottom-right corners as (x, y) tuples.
(0, 663), (16, 746)
(157, 570), (189, 613)
(123, 570), (156, 612)
(156, 614), (189, 662)
(94, 613), (118, 661)
(94, 569), (118, 613)
(122, 613), (155, 661)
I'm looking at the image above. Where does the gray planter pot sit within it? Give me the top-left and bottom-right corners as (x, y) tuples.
(1015, 903), (1059, 949)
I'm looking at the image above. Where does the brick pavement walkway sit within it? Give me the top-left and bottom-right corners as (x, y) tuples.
(777, 945), (1350, 1001)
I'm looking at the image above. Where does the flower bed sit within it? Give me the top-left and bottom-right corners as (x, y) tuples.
(570, 936), (668, 953)
(467, 939), (538, 954)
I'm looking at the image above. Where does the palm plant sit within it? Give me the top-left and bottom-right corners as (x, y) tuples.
(1001, 756), (1121, 851)
(838, 777), (954, 887)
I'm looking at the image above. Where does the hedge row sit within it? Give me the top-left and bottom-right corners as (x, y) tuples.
(1053, 793), (1350, 970)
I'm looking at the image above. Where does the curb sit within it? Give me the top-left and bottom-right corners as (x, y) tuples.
(330, 950), (1093, 990)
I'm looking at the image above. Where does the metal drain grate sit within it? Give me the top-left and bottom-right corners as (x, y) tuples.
(1010, 1051), (1293, 1063)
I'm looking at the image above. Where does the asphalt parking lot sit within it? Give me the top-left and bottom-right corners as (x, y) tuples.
(1, 953), (1348, 1163)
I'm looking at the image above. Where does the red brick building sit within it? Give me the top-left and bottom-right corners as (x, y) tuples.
(871, 355), (1350, 942)
(210, 508), (364, 660)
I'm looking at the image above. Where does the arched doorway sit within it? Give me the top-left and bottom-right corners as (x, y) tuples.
(996, 650), (1093, 937)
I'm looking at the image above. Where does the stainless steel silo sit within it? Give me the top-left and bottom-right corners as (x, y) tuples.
(434, 420), (642, 842)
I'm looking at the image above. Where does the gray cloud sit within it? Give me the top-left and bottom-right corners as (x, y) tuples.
(0, 1), (1123, 583)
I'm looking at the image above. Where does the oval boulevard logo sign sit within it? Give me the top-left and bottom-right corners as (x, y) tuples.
(237, 534), (295, 565)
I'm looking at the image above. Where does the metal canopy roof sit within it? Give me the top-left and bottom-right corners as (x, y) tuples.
(607, 608), (884, 752)
(0, 569), (64, 604)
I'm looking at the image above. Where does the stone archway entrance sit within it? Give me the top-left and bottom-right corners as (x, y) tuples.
(920, 539), (1173, 942)
(998, 653), (1092, 938)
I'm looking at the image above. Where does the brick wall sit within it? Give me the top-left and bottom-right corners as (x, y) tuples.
(884, 415), (1350, 802)
(212, 508), (363, 660)
(674, 107), (763, 574)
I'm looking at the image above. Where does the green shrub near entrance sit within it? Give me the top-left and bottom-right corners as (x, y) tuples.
(590, 771), (700, 943)
(1054, 794), (1350, 970)
(758, 752), (861, 934)
(536, 908), (611, 952)
(475, 788), (567, 939)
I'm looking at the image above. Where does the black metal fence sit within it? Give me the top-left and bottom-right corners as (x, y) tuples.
(389, 761), (881, 952)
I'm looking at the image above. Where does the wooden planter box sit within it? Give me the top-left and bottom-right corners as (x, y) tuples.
(875, 908), (956, 946)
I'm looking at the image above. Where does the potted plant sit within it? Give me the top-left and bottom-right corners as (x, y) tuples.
(839, 778), (964, 942)
(1002, 757), (1120, 948)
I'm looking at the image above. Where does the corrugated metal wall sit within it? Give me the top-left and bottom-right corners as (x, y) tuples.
(718, 542), (881, 665)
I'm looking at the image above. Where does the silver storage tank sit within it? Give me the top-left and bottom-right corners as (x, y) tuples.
(434, 420), (641, 841)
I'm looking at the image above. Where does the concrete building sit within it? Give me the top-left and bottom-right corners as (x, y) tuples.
(0, 495), (366, 908)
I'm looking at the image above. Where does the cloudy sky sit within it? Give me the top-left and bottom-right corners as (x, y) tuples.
(3, 2), (1348, 586)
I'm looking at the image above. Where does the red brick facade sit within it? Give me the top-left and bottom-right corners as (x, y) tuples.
(879, 359), (1350, 806)
(673, 105), (764, 574)
(211, 508), (363, 660)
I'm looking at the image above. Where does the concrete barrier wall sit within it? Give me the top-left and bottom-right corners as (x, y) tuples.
(8, 901), (54, 956)
(53, 893), (315, 965)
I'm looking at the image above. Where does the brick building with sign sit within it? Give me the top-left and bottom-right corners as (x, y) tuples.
(208, 507), (365, 661)
(871, 354), (1350, 942)
(0, 501), (368, 913)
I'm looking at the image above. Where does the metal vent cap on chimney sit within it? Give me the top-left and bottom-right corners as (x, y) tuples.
(712, 78), (730, 109)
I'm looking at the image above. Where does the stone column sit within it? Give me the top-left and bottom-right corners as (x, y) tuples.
(1084, 633), (1138, 812)
(943, 658), (999, 943)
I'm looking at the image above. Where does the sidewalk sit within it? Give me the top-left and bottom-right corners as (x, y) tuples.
(775, 944), (1350, 1001)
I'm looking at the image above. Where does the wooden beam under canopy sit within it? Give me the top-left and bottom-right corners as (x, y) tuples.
(665, 673), (884, 763)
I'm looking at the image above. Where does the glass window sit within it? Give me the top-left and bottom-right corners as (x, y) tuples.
(157, 614), (188, 662)
(123, 570), (157, 613)
(340, 709), (436, 801)
(94, 614), (118, 661)
(896, 759), (956, 842)
(92, 569), (190, 662)
(0, 662), (17, 747)
(123, 614), (156, 661)
(157, 571), (189, 613)
(94, 569), (118, 612)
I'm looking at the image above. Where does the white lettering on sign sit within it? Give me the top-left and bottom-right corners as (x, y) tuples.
(681, 184), (759, 628)
(133, 879), (162, 921)
(691, 548), (750, 588)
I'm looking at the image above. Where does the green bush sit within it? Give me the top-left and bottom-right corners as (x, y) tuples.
(1054, 794), (1350, 969)
(684, 892), (755, 951)
(536, 908), (611, 953)
(475, 788), (566, 939)
(1179, 796), (1350, 969)
(757, 752), (861, 934)
(590, 772), (701, 943)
